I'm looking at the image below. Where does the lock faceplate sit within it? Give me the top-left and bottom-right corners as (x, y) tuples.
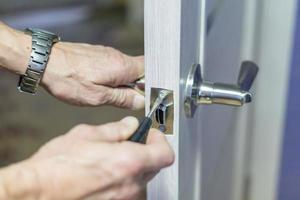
(151, 88), (174, 135)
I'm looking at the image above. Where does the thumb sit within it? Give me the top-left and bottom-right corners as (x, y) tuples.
(95, 116), (140, 142)
(70, 117), (139, 142)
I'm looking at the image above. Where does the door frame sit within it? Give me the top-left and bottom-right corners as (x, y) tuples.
(145, 0), (205, 199)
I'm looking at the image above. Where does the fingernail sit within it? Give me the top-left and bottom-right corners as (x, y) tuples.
(132, 95), (145, 110)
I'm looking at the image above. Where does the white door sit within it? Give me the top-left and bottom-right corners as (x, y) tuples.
(145, 0), (255, 199)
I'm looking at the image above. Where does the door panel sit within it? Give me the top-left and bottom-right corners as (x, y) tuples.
(146, 0), (246, 199)
(145, 0), (203, 199)
(202, 0), (245, 200)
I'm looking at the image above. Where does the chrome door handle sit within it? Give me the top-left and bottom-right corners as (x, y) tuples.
(184, 61), (259, 117)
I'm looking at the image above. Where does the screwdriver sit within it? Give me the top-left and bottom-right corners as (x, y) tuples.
(128, 90), (170, 143)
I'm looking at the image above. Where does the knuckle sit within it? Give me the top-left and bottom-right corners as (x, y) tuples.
(88, 97), (102, 107)
(89, 100), (99, 107)
(106, 46), (126, 67)
(100, 125), (123, 141)
(86, 88), (109, 106)
(110, 90), (129, 108)
(120, 148), (144, 175)
(52, 85), (67, 99)
(164, 148), (175, 166)
(114, 183), (143, 200)
(104, 47), (131, 83)
(120, 149), (136, 164)
(107, 73), (119, 87)
(118, 122), (131, 134)
(85, 72), (101, 85)
(124, 185), (143, 200)
(79, 73), (95, 86)
(99, 89), (111, 104)
(159, 146), (175, 167)
(72, 123), (93, 133)
(130, 159), (144, 174)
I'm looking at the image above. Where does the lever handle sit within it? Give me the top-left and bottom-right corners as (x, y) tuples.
(237, 61), (259, 91)
(198, 82), (252, 106)
(184, 62), (259, 117)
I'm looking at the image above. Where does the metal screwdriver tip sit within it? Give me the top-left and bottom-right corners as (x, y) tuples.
(148, 90), (171, 118)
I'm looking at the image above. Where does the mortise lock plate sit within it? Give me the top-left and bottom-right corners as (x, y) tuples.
(184, 61), (259, 117)
(151, 88), (174, 134)
(126, 82), (174, 135)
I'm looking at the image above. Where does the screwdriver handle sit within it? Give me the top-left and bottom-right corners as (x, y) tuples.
(128, 117), (153, 143)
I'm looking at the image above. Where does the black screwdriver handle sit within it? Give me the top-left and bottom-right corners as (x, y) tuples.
(128, 117), (153, 143)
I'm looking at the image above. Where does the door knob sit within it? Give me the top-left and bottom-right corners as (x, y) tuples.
(184, 61), (259, 117)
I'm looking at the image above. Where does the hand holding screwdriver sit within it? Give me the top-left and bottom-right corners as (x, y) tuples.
(128, 90), (170, 143)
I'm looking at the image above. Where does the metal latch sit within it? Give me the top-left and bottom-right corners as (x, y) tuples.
(151, 88), (174, 134)
(155, 101), (174, 132)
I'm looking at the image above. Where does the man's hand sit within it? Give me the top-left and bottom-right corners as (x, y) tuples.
(0, 22), (145, 109)
(42, 42), (145, 109)
(0, 117), (174, 200)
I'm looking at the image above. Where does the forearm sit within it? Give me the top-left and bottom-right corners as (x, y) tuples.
(0, 21), (30, 75)
(0, 161), (40, 200)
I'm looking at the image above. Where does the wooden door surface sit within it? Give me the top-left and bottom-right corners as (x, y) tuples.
(145, 0), (247, 199)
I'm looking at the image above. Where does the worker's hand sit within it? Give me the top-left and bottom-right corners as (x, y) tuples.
(24, 117), (174, 200)
(0, 23), (144, 109)
(41, 42), (145, 109)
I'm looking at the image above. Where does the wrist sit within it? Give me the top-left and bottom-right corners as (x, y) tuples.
(16, 27), (61, 94)
(39, 42), (65, 89)
(0, 22), (31, 75)
(0, 161), (41, 200)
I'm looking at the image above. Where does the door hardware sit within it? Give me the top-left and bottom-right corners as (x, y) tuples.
(155, 101), (174, 132)
(128, 89), (171, 143)
(151, 88), (174, 134)
(127, 82), (174, 134)
(184, 61), (259, 117)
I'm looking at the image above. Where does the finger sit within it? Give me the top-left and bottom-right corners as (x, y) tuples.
(70, 117), (139, 142)
(139, 129), (175, 172)
(104, 55), (144, 86)
(118, 55), (144, 85)
(105, 87), (145, 110)
(143, 170), (160, 182)
(130, 55), (144, 78)
(95, 116), (139, 142)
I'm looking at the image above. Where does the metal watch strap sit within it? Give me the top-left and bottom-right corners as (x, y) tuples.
(18, 30), (57, 94)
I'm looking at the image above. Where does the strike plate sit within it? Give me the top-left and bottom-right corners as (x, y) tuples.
(151, 88), (174, 135)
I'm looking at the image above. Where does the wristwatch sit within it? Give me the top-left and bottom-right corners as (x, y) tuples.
(18, 28), (60, 94)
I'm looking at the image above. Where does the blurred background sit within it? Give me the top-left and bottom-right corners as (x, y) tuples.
(0, 0), (144, 166)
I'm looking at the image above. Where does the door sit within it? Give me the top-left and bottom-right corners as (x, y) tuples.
(145, 0), (249, 200)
